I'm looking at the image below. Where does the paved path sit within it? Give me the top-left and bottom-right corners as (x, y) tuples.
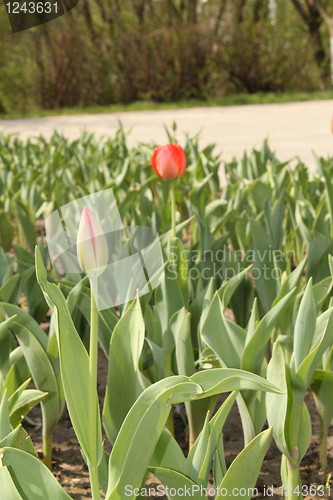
(1, 100), (332, 181)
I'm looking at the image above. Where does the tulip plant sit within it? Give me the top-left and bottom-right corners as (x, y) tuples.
(75, 206), (110, 499)
(150, 143), (188, 433)
(266, 278), (333, 499)
(309, 301), (333, 471)
(151, 143), (186, 239)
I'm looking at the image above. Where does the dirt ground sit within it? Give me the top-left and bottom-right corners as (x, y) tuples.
(23, 346), (333, 500)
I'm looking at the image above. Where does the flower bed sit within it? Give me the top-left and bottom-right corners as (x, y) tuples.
(0, 128), (332, 500)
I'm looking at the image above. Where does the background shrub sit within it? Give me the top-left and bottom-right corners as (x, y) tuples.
(216, 19), (322, 94)
(0, 0), (330, 114)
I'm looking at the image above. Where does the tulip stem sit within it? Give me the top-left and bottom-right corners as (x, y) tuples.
(164, 352), (174, 436)
(170, 181), (176, 240)
(89, 278), (101, 500)
(318, 410), (329, 470)
(89, 465), (101, 500)
(43, 434), (52, 471)
(286, 459), (301, 500)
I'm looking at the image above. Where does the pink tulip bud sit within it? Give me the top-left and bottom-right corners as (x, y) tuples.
(77, 206), (109, 277)
(150, 144), (186, 180)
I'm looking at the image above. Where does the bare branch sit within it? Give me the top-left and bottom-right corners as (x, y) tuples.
(290, 0), (309, 22)
(312, 0), (333, 30)
(214, 0), (228, 37)
(236, 0), (247, 24)
(81, 0), (96, 39)
(167, 0), (180, 18)
(188, 0), (197, 23)
(130, 0), (146, 24)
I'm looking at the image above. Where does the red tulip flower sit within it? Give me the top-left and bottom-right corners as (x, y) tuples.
(151, 144), (186, 180)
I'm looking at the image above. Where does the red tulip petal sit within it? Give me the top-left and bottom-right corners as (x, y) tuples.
(151, 146), (163, 178)
(156, 145), (180, 179)
(174, 145), (186, 177)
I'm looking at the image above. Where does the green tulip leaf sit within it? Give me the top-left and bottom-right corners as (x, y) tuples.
(150, 429), (186, 474)
(103, 298), (149, 444)
(35, 247), (103, 467)
(59, 280), (118, 357)
(148, 467), (206, 500)
(201, 293), (245, 369)
(216, 427), (273, 500)
(0, 467), (23, 500)
(0, 303), (60, 439)
(294, 279), (316, 371)
(105, 376), (202, 500)
(0, 447), (73, 499)
(190, 368), (283, 399)
(266, 342), (290, 459)
(241, 288), (296, 375)
(0, 424), (36, 456)
(9, 389), (48, 428)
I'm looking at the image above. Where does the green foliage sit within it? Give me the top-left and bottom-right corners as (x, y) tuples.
(2, 129), (333, 500)
(0, 0), (329, 115)
(217, 18), (321, 94)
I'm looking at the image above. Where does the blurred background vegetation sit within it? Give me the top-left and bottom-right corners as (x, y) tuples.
(0, 0), (333, 116)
